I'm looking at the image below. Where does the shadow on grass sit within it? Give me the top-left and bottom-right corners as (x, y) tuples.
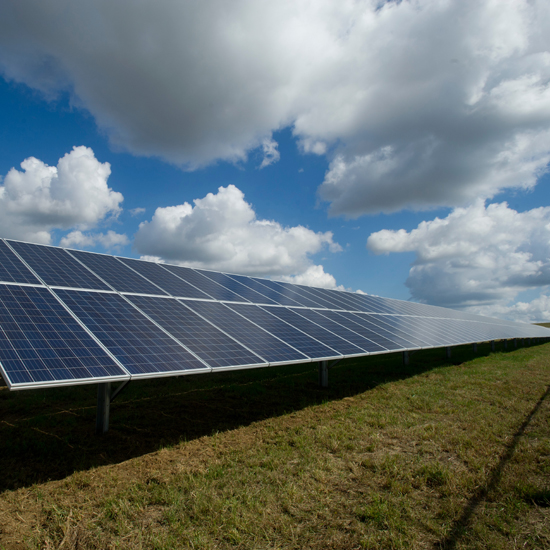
(435, 379), (550, 549)
(0, 341), (534, 493)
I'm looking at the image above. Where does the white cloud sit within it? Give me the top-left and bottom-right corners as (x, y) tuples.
(367, 200), (550, 319)
(258, 137), (280, 169)
(60, 229), (129, 251)
(1, 1), (549, 214)
(0, 146), (123, 244)
(279, 265), (341, 289)
(130, 207), (146, 217)
(134, 184), (341, 281)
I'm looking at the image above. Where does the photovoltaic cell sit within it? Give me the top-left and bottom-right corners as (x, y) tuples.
(0, 240), (41, 285)
(69, 250), (167, 295)
(263, 306), (365, 356)
(254, 279), (329, 308)
(0, 285), (125, 387)
(54, 289), (207, 375)
(127, 295), (266, 369)
(227, 303), (340, 360)
(182, 300), (309, 364)
(366, 314), (437, 347)
(163, 265), (248, 303)
(196, 270), (279, 305)
(117, 257), (210, 299)
(226, 275), (305, 307)
(9, 240), (110, 290)
(289, 308), (386, 353)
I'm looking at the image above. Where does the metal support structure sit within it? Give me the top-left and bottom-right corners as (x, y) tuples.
(490, 340), (495, 352)
(472, 343), (477, 353)
(514, 338), (517, 348)
(319, 360), (329, 388)
(503, 339), (508, 350)
(403, 350), (409, 365)
(445, 346), (452, 359)
(96, 382), (111, 435)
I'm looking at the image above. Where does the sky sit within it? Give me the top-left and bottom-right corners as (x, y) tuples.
(0, 0), (549, 323)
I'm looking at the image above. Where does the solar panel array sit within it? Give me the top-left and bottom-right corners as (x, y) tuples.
(1, 238), (549, 390)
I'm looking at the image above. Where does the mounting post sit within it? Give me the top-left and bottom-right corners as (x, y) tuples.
(319, 360), (329, 388)
(503, 339), (508, 350)
(472, 343), (477, 353)
(403, 351), (409, 366)
(490, 340), (495, 352)
(514, 338), (517, 348)
(96, 382), (111, 435)
(445, 346), (452, 359)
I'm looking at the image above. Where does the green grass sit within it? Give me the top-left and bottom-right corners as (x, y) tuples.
(0, 340), (549, 549)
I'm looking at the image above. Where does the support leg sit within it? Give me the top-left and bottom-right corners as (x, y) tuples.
(472, 343), (477, 353)
(503, 339), (508, 350)
(446, 347), (451, 359)
(490, 340), (495, 352)
(403, 351), (409, 366)
(514, 338), (517, 349)
(319, 360), (329, 388)
(96, 382), (111, 435)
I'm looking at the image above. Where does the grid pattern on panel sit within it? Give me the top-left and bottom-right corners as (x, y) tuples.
(0, 241), (40, 285)
(9, 241), (110, 290)
(0, 285), (124, 386)
(226, 275), (304, 307)
(182, 300), (308, 363)
(163, 265), (247, 303)
(227, 303), (340, 360)
(197, 270), (279, 305)
(69, 250), (167, 295)
(118, 258), (210, 299)
(317, 310), (406, 351)
(263, 306), (365, 356)
(258, 279), (329, 308)
(291, 308), (386, 353)
(54, 290), (206, 375)
(127, 295), (265, 369)
(365, 314), (436, 347)
(342, 312), (420, 349)
(297, 285), (351, 310)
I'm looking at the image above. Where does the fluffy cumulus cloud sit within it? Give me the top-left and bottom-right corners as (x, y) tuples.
(367, 200), (550, 320)
(134, 185), (341, 286)
(1, 1), (549, 214)
(60, 230), (129, 251)
(0, 146), (124, 244)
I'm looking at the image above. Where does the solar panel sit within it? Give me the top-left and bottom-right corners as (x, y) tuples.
(126, 295), (266, 369)
(254, 279), (331, 308)
(117, 257), (211, 299)
(196, 270), (280, 305)
(68, 250), (167, 295)
(54, 289), (208, 376)
(291, 308), (387, 353)
(0, 285), (127, 388)
(181, 300), (310, 364)
(263, 306), (366, 356)
(225, 274), (305, 307)
(163, 265), (249, 303)
(0, 240), (41, 285)
(226, 303), (341, 360)
(8, 240), (110, 290)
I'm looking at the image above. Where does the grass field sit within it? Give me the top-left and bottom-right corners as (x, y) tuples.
(0, 341), (548, 549)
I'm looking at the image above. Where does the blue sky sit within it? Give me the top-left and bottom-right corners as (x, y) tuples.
(1, 1), (549, 322)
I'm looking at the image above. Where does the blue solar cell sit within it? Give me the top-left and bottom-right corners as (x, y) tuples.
(253, 279), (329, 308)
(54, 290), (207, 375)
(263, 306), (365, 356)
(367, 314), (439, 346)
(9, 240), (110, 290)
(127, 295), (266, 369)
(0, 241), (41, 285)
(225, 275), (305, 306)
(345, 312), (422, 348)
(294, 285), (349, 310)
(69, 250), (167, 295)
(182, 300), (309, 364)
(0, 285), (125, 387)
(117, 257), (210, 299)
(317, 310), (405, 351)
(226, 303), (340, 360)
(291, 308), (386, 353)
(196, 270), (279, 305)
(163, 265), (248, 302)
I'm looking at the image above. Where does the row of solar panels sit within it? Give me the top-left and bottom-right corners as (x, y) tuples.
(1, 239), (549, 390)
